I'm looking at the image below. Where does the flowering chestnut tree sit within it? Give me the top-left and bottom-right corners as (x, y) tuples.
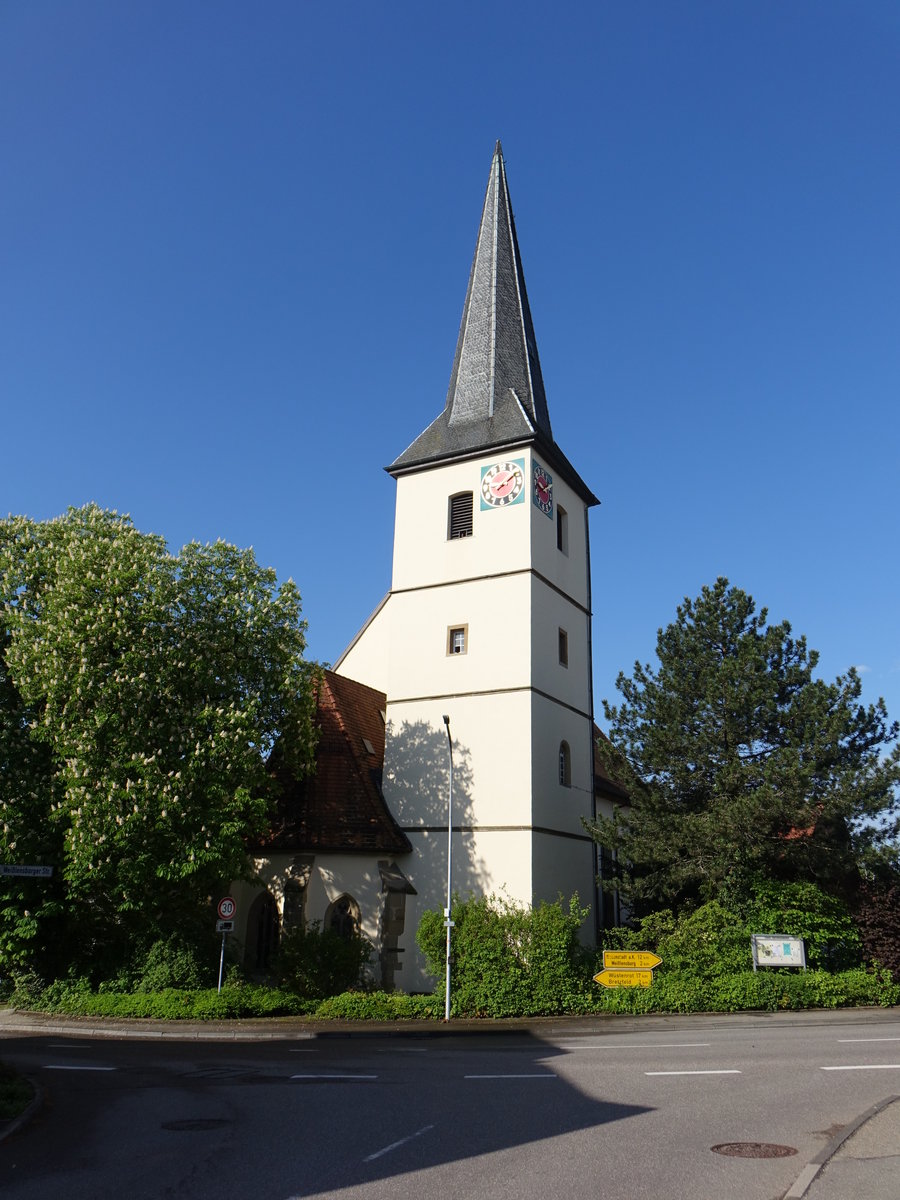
(0, 505), (317, 976)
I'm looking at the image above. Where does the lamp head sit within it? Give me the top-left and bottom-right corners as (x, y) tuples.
(442, 714), (450, 727)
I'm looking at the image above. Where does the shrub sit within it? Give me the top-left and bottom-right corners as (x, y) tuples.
(10, 982), (317, 1020)
(852, 874), (900, 974)
(314, 991), (440, 1020)
(607, 882), (865, 983)
(588, 967), (899, 1015)
(416, 894), (593, 1017)
(131, 935), (215, 992)
(272, 921), (372, 999)
(745, 881), (862, 970)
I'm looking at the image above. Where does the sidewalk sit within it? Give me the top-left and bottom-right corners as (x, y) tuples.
(788, 1094), (900, 1200)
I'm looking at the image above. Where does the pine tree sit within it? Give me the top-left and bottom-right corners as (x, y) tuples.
(589, 578), (900, 912)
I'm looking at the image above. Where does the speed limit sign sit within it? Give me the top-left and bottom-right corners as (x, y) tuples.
(217, 896), (236, 921)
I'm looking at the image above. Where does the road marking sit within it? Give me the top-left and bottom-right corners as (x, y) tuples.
(821, 1064), (900, 1071)
(44, 1065), (116, 1072)
(363, 1124), (434, 1162)
(289, 1073), (377, 1080)
(465, 1073), (556, 1079)
(838, 1037), (900, 1043)
(645, 1070), (741, 1076)
(557, 1042), (712, 1050)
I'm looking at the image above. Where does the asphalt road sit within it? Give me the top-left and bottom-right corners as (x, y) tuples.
(2, 1010), (900, 1200)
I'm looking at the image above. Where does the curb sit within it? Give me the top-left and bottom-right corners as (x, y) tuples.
(783, 1094), (900, 1199)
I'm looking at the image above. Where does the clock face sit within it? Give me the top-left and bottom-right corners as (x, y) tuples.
(532, 462), (553, 516)
(480, 459), (526, 509)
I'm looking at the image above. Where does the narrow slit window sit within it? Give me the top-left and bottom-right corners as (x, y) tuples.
(559, 741), (571, 787)
(558, 628), (568, 667)
(448, 625), (467, 655)
(557, 506), (568, 554)
(448, 492), (474, 539)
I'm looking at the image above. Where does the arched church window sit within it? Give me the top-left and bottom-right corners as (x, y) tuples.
(247, 889), (280, 971)
(558, 741), (571, 787)
(327, 894), (360, 941)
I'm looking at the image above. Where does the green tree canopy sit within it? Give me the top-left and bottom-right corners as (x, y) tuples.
(588, 578), (900, 913)
(0, 505), (317, 978)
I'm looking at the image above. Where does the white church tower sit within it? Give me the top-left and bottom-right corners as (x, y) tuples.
(336, 143), (599, 989)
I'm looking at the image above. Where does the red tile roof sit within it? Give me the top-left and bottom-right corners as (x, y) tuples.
(256, 670), (411, 855)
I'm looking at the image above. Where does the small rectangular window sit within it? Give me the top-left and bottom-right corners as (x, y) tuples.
(558, 628), (568, 667)
(557, 506), (569, 554)
(448, 492), (473, 539)
(447, 625), (467, 655)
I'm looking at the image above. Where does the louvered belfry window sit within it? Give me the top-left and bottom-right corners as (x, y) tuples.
(448, 492), (474, 539)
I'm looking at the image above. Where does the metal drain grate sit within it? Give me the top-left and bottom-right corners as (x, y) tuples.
(711, 1142), (797, 1159)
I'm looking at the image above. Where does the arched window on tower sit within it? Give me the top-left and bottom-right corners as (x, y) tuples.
(558, 741), (571, 787)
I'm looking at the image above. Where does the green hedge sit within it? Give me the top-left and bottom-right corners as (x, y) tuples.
(416, 894), (595, 1017)
(13, 981), (318, 1020)
(8, 968), (897, 1021)
(589, 967), (899, 1015)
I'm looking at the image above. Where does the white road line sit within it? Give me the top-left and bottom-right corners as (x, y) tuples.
(289, 1073), (377, 1080)
(556, 1042), (712, 1050)
(645, 1070), (741, 1076)
(464, 1073), (556, 1079)
(838, 1037), (900, 1043)
(44, 1065), (116, 1072)
(821, 1064), (900, 1071)
(363, 1124), (434, 1162)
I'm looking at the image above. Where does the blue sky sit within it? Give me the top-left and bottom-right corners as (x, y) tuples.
(2, 2), (899, 731)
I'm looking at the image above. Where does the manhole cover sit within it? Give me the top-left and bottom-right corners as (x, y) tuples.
(162, 1118), (230, 1133)
(711, 1142), (797, 1159)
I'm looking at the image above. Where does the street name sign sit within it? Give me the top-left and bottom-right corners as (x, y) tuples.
(603, 950), (662, 970)
(593, 968), (654, 988)
(0, 865), (54, 878)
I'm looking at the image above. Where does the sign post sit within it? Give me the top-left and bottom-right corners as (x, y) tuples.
(216, 897), (237, 993)
(594, 950), (662, 990)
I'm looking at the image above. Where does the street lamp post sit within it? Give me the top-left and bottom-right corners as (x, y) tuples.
(442, 714), (454, 1021)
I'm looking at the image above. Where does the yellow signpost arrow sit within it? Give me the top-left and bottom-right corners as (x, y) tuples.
(602, 950), (662, 971)
(593, 968), (654, 988)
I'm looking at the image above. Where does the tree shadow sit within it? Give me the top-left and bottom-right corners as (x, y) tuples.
(382, 719), (488, 982)
(279, 1032), (653, 1198)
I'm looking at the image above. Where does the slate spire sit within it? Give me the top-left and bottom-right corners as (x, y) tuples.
(390, 142), (553, 471)
(389, 144), (597, 505)
(445, 139), (552, 436)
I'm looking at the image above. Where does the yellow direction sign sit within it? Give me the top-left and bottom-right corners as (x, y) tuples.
(593, 968), (654, 988)
(602, 950), (662, 971)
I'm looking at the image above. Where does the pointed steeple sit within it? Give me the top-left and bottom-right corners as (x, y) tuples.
(445, 139), (552, 437)
(390, 142), (553, 471)
(389, 144), (598, 506)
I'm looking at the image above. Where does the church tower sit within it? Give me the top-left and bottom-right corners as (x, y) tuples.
(336, 143), (599, 989)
